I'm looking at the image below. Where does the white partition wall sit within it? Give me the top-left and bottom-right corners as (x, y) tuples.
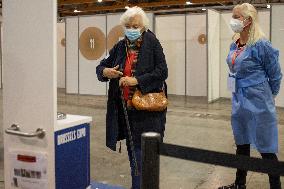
(186, 13), (207, 96)
(107, 13), (123, 54)
(0, 23), (2, 89)
(207, 9), (221, 102)
(79, 16), (107, 95)
(271, 5), (284, 107)
(258, 10), (271, 38)
(146, 13), (154, 31)
(3, 0), (56, 188)
(219, 10), (271, 98)
(66, 17), (79, 94)
(155, 15), (186, 95)
(57, 22), (66, 89)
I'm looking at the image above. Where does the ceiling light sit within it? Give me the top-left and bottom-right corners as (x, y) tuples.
(186, 1), (192, 5)
(74, 9), (81, 13)
(125, 6), (130, 9)
(202, 8), (206, 11)
(98, 0), (102, 2)
(267, 4), (271, 9)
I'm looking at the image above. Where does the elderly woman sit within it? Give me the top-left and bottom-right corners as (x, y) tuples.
(219, 3), (282, 189)
(96, 6), (168, 189)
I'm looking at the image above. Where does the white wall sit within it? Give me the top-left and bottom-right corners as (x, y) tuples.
(186, 13), (207, 96)
(155, 15), (186, 95)
(3, 0), (57, 188)
(271, 5), (284, 107)
(57, 22), (65, 88)
(207, 9), (221, 102)
(219, 10), (271, 98)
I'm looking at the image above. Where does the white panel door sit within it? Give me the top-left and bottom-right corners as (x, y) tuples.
(79, 16), (107, 95)
(207, 9), (221, 102)
(155, 15), (186, 95)
(66, 17), (79, 94)
(57, 22), (66, 89)
(3, 0), (57, 188)
(271, 5), (284, 107)
(186, 13), (207, 96)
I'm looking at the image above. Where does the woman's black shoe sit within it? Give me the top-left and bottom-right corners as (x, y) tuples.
(218, 183), (246, 189)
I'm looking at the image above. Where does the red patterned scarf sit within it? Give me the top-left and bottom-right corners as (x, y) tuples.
(123, 34), (143, 107)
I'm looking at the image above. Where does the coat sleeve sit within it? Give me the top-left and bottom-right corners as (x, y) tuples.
(136, 39), (168, 93)
(261, 41), (282, 95)
(96, 44), (118, 82)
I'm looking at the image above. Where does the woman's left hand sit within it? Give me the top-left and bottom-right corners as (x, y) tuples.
(119, 76), (138, 87)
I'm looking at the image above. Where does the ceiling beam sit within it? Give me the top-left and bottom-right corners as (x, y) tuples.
(60, 0), (231, 14)
(59, 0), (231, 6)
(190, 0), (232, 3)
(59, 0), (96, 5)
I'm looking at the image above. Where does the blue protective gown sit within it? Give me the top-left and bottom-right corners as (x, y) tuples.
(226, 39), (282, 153)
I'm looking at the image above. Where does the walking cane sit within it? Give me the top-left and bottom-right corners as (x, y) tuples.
(120, 87), (139, 176)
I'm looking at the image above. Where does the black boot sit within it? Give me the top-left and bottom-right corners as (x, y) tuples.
(218, 183), (246, 189)
(269, 175), (281, 189)
(261, 153), (282, 189)
(218, 145), (249, 189)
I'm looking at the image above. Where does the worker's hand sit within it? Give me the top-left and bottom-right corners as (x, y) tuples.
(103, 65), (123, 79)
(119, 76), (138, 87)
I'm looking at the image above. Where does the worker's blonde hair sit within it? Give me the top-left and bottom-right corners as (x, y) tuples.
(233, 3), (266, 45)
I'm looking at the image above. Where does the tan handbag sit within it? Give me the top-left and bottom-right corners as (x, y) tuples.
(132, 90), (168, 111)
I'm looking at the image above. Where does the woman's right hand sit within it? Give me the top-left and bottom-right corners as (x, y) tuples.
(103, 65), (123, 79)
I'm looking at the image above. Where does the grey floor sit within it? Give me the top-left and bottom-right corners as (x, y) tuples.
(1, 89), (284, 189)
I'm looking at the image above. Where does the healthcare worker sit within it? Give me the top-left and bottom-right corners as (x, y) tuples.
(218, 3), (282, 189)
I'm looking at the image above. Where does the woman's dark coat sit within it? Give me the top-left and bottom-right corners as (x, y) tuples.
(96, 30), (168, 151)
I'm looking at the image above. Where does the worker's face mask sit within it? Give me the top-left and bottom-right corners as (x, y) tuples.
(230, 18), (245, 33)
(125, 28), (141, 41)
(230, 17), (250, 33)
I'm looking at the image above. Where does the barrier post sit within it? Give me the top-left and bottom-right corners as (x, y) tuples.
(141, 132), (161, 189)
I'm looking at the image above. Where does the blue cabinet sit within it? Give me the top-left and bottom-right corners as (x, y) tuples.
(55, 123), (90, 189)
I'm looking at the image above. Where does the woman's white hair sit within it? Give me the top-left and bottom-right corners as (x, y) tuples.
(120, 6), (149, 30)
(233, 3), (266, 45)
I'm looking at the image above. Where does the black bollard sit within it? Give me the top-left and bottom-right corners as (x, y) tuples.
(141, 132), (161, 189)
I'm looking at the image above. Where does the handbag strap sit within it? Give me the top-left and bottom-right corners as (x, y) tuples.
(162, 82), (168, 98)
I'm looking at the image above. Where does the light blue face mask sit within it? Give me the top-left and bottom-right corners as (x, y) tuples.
(125, 28), (141, 41)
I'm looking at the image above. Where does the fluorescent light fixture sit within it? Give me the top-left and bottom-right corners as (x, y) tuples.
(267, 4), (271, 9)
(202, 8), (206, 11)
(186, 1), (192, 5)
(125, 6), (130, 9)
(74, 9), (81, 13)
(98, 0), (102, 2)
